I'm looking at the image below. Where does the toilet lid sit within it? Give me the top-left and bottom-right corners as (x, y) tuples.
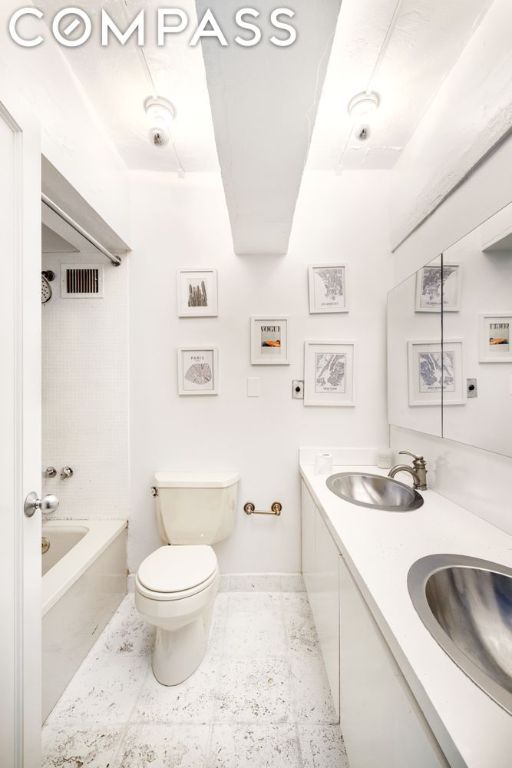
(137, 545), (217, 593)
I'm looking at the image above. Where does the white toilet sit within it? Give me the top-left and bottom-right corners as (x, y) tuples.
(135, 471), (239, 686)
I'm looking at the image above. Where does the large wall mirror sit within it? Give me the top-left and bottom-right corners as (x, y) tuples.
(388, 205), (512, 458)
(387, 256), (443, 438)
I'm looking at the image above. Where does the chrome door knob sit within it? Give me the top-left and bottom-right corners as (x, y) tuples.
(24, 492), (59, 518)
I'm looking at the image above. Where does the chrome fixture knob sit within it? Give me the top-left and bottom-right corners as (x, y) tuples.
(398, 450), (424, 462)
(44, 466), (57, 478)
(60, 466), (74, 479)
(24, 492), (59, 518)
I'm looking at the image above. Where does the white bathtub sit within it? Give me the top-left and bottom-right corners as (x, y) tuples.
(42, 519), (127, 722)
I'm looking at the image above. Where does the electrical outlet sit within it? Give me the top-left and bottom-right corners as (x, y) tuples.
(466, 378), (478, 398)
(292, 380), (304, 399)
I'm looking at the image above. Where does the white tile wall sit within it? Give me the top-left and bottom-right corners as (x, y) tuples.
(42, 252), (130, 520)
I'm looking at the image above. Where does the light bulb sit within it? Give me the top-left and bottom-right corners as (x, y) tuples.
(144, 96), (176, 147)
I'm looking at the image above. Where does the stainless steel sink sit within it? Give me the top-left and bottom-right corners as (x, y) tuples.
(326, 472), (424, 511)
(408, 554), (512, 714)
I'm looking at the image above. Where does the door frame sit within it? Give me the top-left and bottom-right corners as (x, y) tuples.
(0, 70), (42, 768)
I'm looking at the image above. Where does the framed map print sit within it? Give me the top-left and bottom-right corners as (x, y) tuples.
(177, 346), (218, 395)
(308, 264), (348, 313)
(304, 341), (355, 406)
(415, 262), (460, 312)
(407, 339), (464, 406)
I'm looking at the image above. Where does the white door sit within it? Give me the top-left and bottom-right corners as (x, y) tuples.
(0, 76), (42, 767)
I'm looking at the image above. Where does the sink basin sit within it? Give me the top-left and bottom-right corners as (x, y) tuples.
(326, 472), (424, 511)
(408, 554), (512, 714)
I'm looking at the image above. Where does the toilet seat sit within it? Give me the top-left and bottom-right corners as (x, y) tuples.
(136, 544), (218, 601)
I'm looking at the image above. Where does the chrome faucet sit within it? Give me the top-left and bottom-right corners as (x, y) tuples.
(388, 451), (428, 491)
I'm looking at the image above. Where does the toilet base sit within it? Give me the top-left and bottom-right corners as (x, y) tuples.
(152, 613), (209, 686)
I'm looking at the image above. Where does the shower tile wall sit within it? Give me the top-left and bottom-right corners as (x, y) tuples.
(42, 252), (130, 520)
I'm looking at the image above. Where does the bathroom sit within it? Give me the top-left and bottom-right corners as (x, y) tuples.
(1, 0), (512, 766)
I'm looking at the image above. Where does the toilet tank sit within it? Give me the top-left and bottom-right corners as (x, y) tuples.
(154, 472), (239, 545)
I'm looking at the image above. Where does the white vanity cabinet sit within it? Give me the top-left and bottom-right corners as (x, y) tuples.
(301, 481), (449, 768)
(338, 555), (449, 768)
(301, 481), (340, 719)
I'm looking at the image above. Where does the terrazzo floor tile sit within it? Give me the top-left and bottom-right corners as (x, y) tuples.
(298, 725), (349, 768)
(92, 596), (155, 658)
(134, 659), (220, 724)
(223, 592), (287, 658)
(208, 724), (302, 768)
(41, 725), (123, 768)
(113, 724), (211, 768)
(215, 656), (293, 723)
(43, 591), (348, 767)
(45, 655), (149, 727)
(289, 650), (338, 725)
(282, 593), (320, 656)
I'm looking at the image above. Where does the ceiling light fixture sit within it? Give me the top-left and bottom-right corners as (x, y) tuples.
(144, 96), (176, 147)
(347, 91), (380, 119)
(347, 91), (380, 141)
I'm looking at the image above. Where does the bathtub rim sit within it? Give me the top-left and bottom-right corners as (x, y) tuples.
(42, 519), (127, 615)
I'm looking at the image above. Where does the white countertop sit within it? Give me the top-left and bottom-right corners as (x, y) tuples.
(300, 462), (512, 768)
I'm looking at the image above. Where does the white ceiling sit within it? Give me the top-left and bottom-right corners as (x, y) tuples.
(309, 0), (495, 171)
(42, 0), (219, 172)
(44, 0), (495, 252)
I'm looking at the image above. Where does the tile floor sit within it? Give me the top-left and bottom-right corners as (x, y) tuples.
(42, 591), (349, 767)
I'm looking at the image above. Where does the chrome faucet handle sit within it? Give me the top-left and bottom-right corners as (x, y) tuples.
(399, 450), (424, 463)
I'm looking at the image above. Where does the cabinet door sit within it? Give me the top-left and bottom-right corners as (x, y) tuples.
(339, 556), (449, 768)
(301, 482), (340, 719)
(301, 481), (316, 594)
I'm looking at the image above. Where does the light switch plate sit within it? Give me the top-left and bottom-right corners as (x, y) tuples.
(292, 380), (304, 399)
(247, 377), (261, 397)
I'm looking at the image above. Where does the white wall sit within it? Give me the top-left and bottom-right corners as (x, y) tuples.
(390, 0), (512, 250)
(128, 169), (391, 574)
(0, 1), (130, 245)
(390, 426), (512, 537)
(42, 252), (130, 520)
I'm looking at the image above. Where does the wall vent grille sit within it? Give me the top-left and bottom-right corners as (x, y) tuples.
(61, 265), (104, 298)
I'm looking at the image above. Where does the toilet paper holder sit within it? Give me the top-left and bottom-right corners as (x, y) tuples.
(244, 501), (282, 516)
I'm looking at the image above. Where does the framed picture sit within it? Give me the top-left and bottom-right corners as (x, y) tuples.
(479, 313), (512, 362)
(415, 263), (460, 312)
(250, 316), (289, 365)
(308, 264), (348, 313)
(177, 346), (218, 395)
(407, 340), (464, 406)
(177, 268), (218, 317)
(304, 340), (355, 407)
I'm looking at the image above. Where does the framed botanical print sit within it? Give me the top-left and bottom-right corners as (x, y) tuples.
(304, 341), (355, 406)
(479, 313), (512, 362)
(250, 316), (289, 365)
(308, 264), (348, 313)
(415, 262), (460, 312)
(177, 346), (218, 395)
(177, 268), (218, 317)
(407, 340), (464, 406)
